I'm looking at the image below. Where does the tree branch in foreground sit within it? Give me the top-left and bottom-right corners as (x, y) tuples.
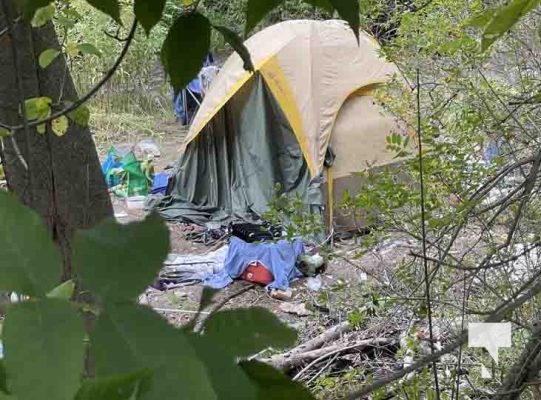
(0, 18), (137, 132)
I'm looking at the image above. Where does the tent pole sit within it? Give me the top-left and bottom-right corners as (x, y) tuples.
(326, 166), (334, 248)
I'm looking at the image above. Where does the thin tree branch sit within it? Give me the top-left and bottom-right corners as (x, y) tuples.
(415, 67), (441, 398)
(344, 271), (541, 399)
(0, 18), (137, 132)
(193, 284), (256, 333)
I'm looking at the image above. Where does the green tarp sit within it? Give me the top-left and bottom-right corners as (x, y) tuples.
(156, 74), (317, 225)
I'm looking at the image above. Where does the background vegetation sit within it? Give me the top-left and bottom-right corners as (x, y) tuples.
(3, 0), (541, 398)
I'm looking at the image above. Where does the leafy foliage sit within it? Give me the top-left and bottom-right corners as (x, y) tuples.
(264, 184), (325, 240)
(240, 360), (315, 399)
(86, 0), (121, 23)
(73, 214), (169, 302)
(160, 12), (211, 92)
(212, 24), (254, 70)
(3, 299), (85, 400)
(204, 308), (297, 357)
(38, 48), (61, 68)
(0, 192), (313, 399)
(245, 0), (283, 35)
(476, 0), (540, 50)
(0, 192), (62, 296)
(31, 4), (55, 27)
(134, 0), (166, 34)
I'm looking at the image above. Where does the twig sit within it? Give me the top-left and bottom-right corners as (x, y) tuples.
(262, 321), (352, 367)
(493, 324), (541, 400)
(416, 67), (441, 398)
(265, 338), (395, 371)
(294, 346), (353, 381)
(305, 354), (339, 385)
(193, 284), (256, 333)
(153, 307), (210, 315)
(344, 269), (541, 399)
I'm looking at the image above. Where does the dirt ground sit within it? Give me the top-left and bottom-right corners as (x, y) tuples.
(97, 120), (412, 351)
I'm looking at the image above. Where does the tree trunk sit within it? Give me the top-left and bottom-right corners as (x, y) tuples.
(0, 0), (113, 280)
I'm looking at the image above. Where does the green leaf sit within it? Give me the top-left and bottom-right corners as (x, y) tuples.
(73, 214), (169, 302)
(66, 42), (80, 58)
(187, 334), (258, 399)
(47, 279), (75, 300)
(38, 48), (61, 68)
(20, 0), (53, 20)
(67, 103), (90, 127)
(330, 0), (360, 41)
(240, 360), (315, 399)
(245, 0), (283, 36)
(213, 25), (254, 71)
(467, 8), (497, 28)
(0, 128), (10, 139)
(75, 370), (152, 400)
(77, 43), (102, 57)
(204, 308), (297, 357)
(481, 0), (540, 51)
(0, 360), (7, 394)
(134, 0), (166, 35)
(3, 299), (85, 400)
(56, 15), (76, 28)
(31, 4), (55, 27)
(51, 115), (69, 136)
(91, 304), (215, 399)
(303, 0), (334, 13)
(161, 13), (211, 92)
(86, 0), (121, 24)
(0, 191), (62, 296)
(24, 96), (52, 121)
(37, 123), (46, 134)
(185, 287), (219, 330)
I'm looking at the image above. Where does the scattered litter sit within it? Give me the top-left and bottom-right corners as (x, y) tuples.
(155, 246), (229, 290)
(279, 302), (312, 316)
(269, 288), (293, 301)
(135, 139), (161, 158)
(151, 172), (173, 194)
(114, 211), (129, 219)
(126, 195), (146, 210)
(138, 293), (149, 305)
(101, 146), (152, 197)
(305, 276), (322, 292)
(296, 253), (326, 276)
(375, 238), (416, 255)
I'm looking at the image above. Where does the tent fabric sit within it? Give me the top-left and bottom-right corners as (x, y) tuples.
(157, 74), (311, 224)
(185, 19), (398, 177)
(158, 20), (405, 227)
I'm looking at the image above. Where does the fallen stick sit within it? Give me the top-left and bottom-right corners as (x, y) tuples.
(263, 337), (395, 371)
(292, 321), (352, 354)
(264, 320), (352, 368)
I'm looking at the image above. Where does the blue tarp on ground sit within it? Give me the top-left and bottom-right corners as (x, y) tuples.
(151, 172), (171, 194)
(204, 236), (305, 290)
